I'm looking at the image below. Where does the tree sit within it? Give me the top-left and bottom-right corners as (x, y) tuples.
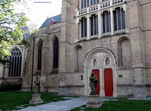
(0, 0), (29, 61)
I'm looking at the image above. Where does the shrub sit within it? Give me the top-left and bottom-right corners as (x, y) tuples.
(0, 83), (21, 92)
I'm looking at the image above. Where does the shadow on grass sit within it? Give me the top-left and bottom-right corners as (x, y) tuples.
(71, 99), (151, 111)
(0, 91), (71, 111)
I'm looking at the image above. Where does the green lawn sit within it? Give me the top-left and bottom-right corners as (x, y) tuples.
(71, 99), (151, 111)
(0, 91), (66, 111)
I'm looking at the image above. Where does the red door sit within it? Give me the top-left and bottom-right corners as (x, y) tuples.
(92, 69), (100, 95)
(104, 68), (113, 97)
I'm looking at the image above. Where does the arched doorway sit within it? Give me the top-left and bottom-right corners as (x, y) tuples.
(84, 48), (117, 97)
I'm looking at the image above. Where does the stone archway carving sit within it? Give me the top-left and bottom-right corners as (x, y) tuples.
(84, 47), (117, 97)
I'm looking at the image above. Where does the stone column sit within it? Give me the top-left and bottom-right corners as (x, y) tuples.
(59, 0), (75, 95)
(41, 34), (50, 92)
(79, 0), (81, 9)
(110, 8), (114, 35)
(98, 11), (102, 38)
(79, 21), (81, 40)
(76, 17), (80, 40)
(129, 1), (147, 98)
(4, 64), (9, 78)
(87, 14), (90, 40)
(0, 63), (4, 78)
(131, 29), (147, 98)
(84, 66), (89, 96)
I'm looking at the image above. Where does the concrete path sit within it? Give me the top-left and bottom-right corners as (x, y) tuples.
(19, 98), (88, 111)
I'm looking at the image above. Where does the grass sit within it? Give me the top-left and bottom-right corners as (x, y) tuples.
(0, 91), (67, 111)
(71, 99), (151, 111)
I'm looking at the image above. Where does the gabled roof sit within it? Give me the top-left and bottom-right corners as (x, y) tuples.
(24, 33), (30, 39)
(40, 14), (61, 28)
(22, 27), (30, 39)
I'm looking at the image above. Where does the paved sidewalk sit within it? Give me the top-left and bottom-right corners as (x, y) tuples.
(19, 98), (88, 111)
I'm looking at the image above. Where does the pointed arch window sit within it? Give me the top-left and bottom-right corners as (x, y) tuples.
(9, 47), (22, 77)
(90, 14), (98, 36)
(37, 41), (43, 70)
(81, 0), (99, 8)
(114, 8), (125, 31)
(118, 38), (131, 67)
(75, 45), (83, 72)
(81, 0), (87, 8)
(81, 17), (87, 38)
(102, 11), (111, 33)
(90, 0), (99, 5)
(53, 37), (59, 69)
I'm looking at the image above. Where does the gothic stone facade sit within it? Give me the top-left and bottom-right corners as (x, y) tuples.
(22, 0), (151, 98)
(0, 45), (26, 85)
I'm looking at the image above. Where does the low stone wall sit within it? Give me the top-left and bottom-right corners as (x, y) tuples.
(117, 85), (133, 97)
(1, 77), (22, 85)
(147, 87), (151, 96)
(58, 72), (84, 95)
(59, 85), (84, 96)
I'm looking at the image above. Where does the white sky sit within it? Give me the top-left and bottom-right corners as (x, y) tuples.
(21, 0), (62, 28)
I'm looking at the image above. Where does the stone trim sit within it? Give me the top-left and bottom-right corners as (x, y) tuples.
(143, 28), (151, 32)
(117, 67), (132, 70)
(50, 69), (58, 74)
(117, 84), (133, 87)
(117, 66), (151, 70)
(44, 86), (58, 89)
(34, 70), (41, 75)
(22, 87), (31, 90)
(127, 0), (151, 6)
(59, 85), (84, 88)
(61, 20), (74, 24)
(59, 72), (84, 74)
(133, 85), (147, 87)
(130, 26), (151, 32)
(146, 84), (151, 87)
(47, 31), (61, 35)
(4, 77), (22, 79)
(76, 32), (129, 43)
(62, 0), (73, 5)
(117, 67), (151, 70)
(60, 42), (72, 45)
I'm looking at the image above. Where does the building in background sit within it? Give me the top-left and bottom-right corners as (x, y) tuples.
(0, 28), (30, 86)
(22, 0), (151, 98)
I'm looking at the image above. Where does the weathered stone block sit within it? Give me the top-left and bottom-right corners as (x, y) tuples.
(133, 87), (147, 98)
(29, 94), (43, 105)
(86, 95), (102, 108)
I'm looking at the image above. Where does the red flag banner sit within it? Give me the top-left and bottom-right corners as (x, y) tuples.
(50, 18), (55, 24)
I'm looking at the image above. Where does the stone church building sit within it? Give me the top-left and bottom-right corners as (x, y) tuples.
(22, 0), (151, 98)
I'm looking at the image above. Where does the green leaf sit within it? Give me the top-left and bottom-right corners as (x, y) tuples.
(0, 0), (29, 59)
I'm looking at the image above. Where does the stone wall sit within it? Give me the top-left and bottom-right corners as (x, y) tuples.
(22, 0), (151, 98)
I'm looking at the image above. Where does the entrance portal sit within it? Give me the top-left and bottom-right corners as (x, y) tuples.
(92, 69), (100, 95)
(84, 48), (117, 97)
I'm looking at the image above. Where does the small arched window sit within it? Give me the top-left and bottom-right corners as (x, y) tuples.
(37, 40), (43, 70)
(105, 57), (110, 65)
(53, 37), (59, 69)
(93, 59), (97, 66)
(9, 47), (22, 77)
